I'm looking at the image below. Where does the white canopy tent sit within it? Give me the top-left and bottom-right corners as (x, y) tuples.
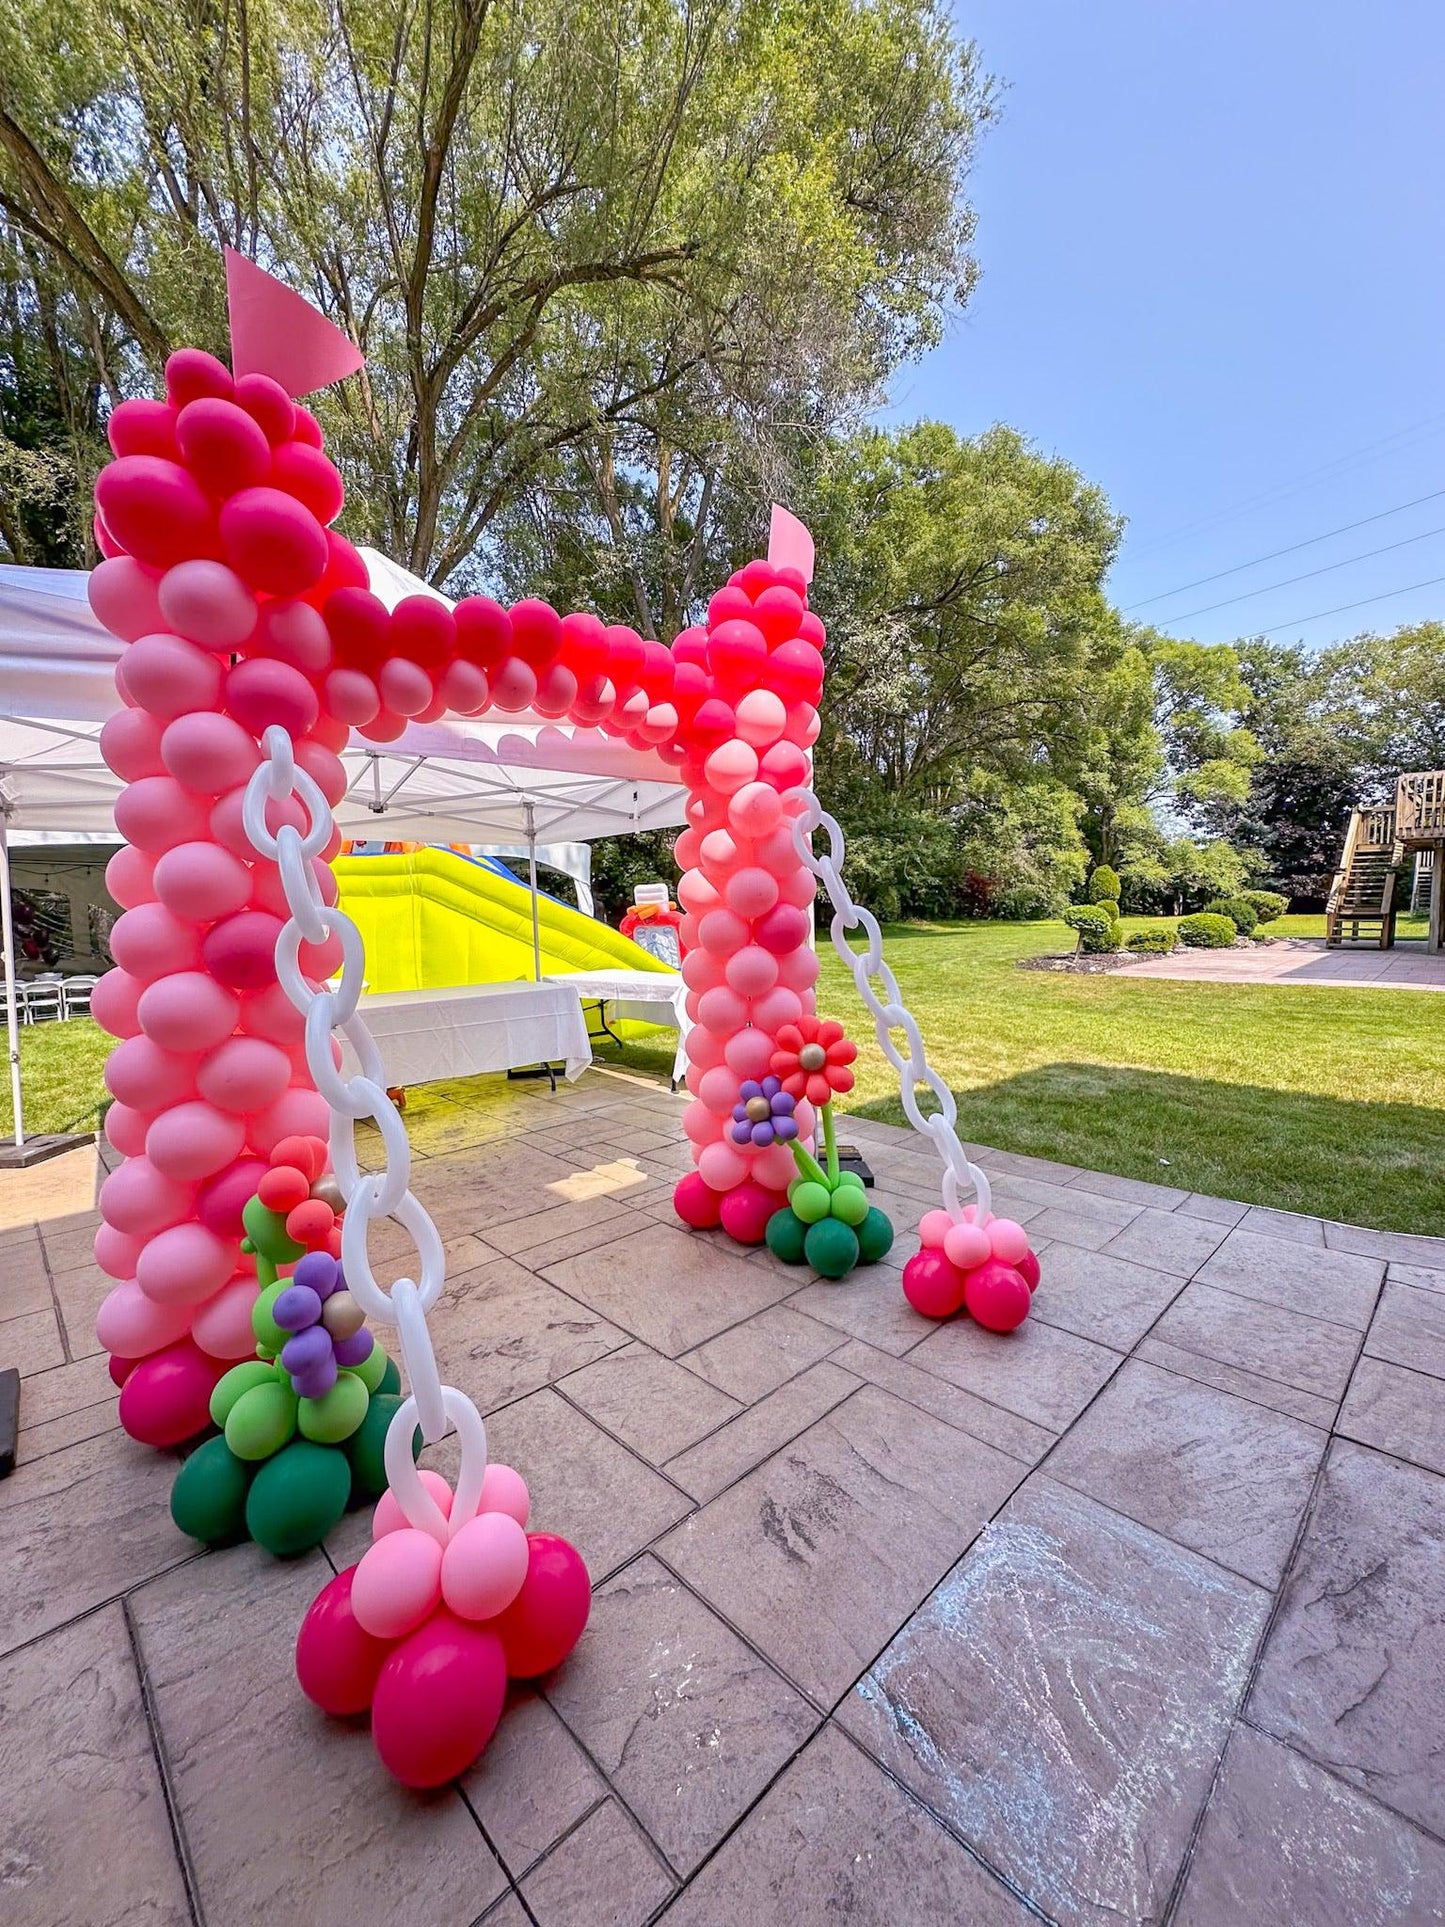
(0, 557), (687, 1143)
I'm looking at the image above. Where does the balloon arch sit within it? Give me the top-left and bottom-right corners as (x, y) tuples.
(84, 255), (1039, 1784)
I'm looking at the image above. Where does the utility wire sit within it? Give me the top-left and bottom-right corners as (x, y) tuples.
(1124, 487), (1445, 612)
(1158, 522), (1445, 625)
(1255, 573), (1445, 639)
(1126, 410), (1445, 560)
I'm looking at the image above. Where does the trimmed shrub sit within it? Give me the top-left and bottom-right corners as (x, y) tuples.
(1205, 896), (1259, 937)
(1241, 889), (1288, 925)
(1096, 898), (1121, 924)
(1063, 905), (1121, 954)
(1126, 926), (1177, 955)
(1178, 912), (1239, 949)
(1087, 865), (1121, 905)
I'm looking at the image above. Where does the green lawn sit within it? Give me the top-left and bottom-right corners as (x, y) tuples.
(9, 915), (1444, 1233)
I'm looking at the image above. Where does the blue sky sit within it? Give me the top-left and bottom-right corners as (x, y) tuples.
(887, 1), (1445, 647)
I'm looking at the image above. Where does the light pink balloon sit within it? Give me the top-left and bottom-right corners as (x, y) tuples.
(699, 829), (742, 876)
(441, 1511), (529, 1621)
(681, 948), (724, 993)
(324, 667), (381, 726)
(100, 707), (166, 782)
(634, 700), (677, 744)
(490, 657), (537, 712)
(295, 739), (347, 806)
(696, 1066), (741, 1115)
(94, 1223), (145, 1281)
(191, 1274), (262, 1358)
(104, 1101), (151, 1159)
(104, 1033), (199, 1110)
(988, 1217), (1031, 1265)
(157, 558), (258, 650)
(248, 1084), (330, 1154)
(209, 785), (306, 860)
(113, 776), (213, 855)
(728, 781), (784, 839)
(99, 1157), (195, 1237)
(723, 1029), (775, 1079)
(697, 907), (748, 956)
(373, 1471), (454, 1540)
(478, 1462), (530, 1526)
(944, 1221), (991, 1270)
(697, 1139), (748, 1191)
(351, 1528), (443, 1640)
(88, 555), (164, 641)
(748, 985), (803, 1031)
(777, 946), (820, 991)
(137, 972), (241, 1053)
(254, 597), (332, 673)
(152, 843), (254, 922)
(696, 985), (748, 1033)
(441, 659), (489, 714)
(122, 633), (225, 719)
(726, 945), (779, 997)
(146, 1099), (248, 1180)
(724, 867), (779, 918)
(95, 1278), (194, 1359)
(196, 1035), (293, 1114)
(673, 828), (702, 870)
(104, 845), (157, 910)
(683, 1025), (724, 1070)
(919, 1209), (953, 1248)
(683, 1099), (724, 1144)
(751, 1142), (797, 1191)
(160, 711), (261, 794)
(704, 738), (759, 796)
(136, 1220), (237, 1306)
(779, 868), (818, 908)
(735, 689), (787, 748)
(237, 980), (305, 1044)
(533, 663), (578, 718)
(676, 870), (720, 916)
(90, 968), (144, 1041)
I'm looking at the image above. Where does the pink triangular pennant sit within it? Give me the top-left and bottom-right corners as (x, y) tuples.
(224, 247), (365, 398)
(768, 503), (815, 584)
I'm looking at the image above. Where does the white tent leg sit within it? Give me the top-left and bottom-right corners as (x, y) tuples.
(0, 810), (24, 1147)
(525, 801), (542, 983)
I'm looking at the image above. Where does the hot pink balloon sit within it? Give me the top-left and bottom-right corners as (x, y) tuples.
(219, 486), (328, 595)
(157, 558), (258, 651)
(753, 902), (809, 954)
(196, 1157), (269, 1237)
(201, 910), (284, 991)
(137, 972), (241, 1053)
(225, 657), (319, 738)
(152, 843), (254, 922)
(136, 1220), (237, 1306)
(160, 712), (261, 794)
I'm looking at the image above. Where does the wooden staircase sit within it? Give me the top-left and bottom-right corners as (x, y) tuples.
(1326, 805), (1401, 947)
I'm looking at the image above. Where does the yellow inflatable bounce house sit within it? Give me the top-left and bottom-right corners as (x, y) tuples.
(332, 845), (675, 994)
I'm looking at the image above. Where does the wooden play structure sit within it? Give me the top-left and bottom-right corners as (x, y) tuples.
(1326, 769), (1445, 949)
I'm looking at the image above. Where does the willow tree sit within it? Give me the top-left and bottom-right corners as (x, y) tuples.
(0, 0), (992, 584)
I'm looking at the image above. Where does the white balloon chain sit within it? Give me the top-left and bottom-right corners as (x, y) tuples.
(790, 792), (994, 1226)
(243, 726), (485, 1522)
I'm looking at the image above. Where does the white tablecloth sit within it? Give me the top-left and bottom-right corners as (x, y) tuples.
(342, 982), (592, 1087)
(547, 969), (690, 1084)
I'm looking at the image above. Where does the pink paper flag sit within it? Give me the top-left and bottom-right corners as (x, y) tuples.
(223, 248), (365, 398)
(768, 504), (815, 584)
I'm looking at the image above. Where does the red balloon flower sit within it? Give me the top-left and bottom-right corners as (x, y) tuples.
(770, 1015), (857, 1108)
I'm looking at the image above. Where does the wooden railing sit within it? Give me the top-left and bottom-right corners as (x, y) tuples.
(1397, 770), (1445, 841)
(1358, 805), (1397, 849)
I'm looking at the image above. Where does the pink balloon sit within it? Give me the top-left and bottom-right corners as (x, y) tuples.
(777, 946), (820, 992)
(751, 1142), (798, 1190)
(104, 846), (157, 913)
(704, 739), (759, 796)
(219, 486), (328, 595)
(722, 1029), (775, 1078)
(696, 985), (748, 1033)
(88, 555), (164, 642)
(753, 902), (809, 954)
(135, 1220), (237, 1306)
(747, 985), (803, 1031)
(109, 905), (204, 986)
(137, 971), (241, 1053)
(696, 1067), (740, 1116)
(373, 1471), (455, 1540)
(145, 1099), (248, 1180)
(90, 968), (144, 1041)
(760, 742), (809, 790)
(255, 597), (333, 673)
(104, 1101), (150, 1159)
(122, 633), (226, 719)
(201, 910), (283, 991)
(677, 871), (719, 915)
(735, 689), (787, 748)
(249, 1084), (330, 1154)
(784, 703), (821, 749)
(104, 1033), (198, 1110)
(489, 656), (538, 712)
(682, 1099), (724, 1144)
(113, 776), (213, 855)
(294, 739), (347, 807)
(533, 663), (578, 718)
(160, 712), (262, 794)
(436, 659), (487, 715)
(683, 1025), (724, 1071)
(152, 843), (254, 922)
(209, 785), (306, 860)
(728, 781), (784, 839)
(697, 1139), (748, 1191)
(324, 667), (381, 727)
(697, 907), (749, 956)
(779, 868), (818, 908)
(237, 980), (305, 1044)
(351, 1529), (444, 1640)
(378, 657), (435, 718)
(479, 1463), (531, 1527)
(987, 1217), (1032, 1265)
(225, 657), (319, 738)
(99, 1156), (195, 1237)
(943, 1221), (992, 1270)
(673, 829), (702, 871)
(196, 1035), (292, 1114)
(569, 672), (614, 725)
(699, 829), (741, 874)
(442, 1511), (529, 1621)
(724, 867), (779, 918)
(157, 558), (258, 650)
(726, 945), (779, 997)
(94, 1223), (144, 1281)
(99, 707), (166, 782)
(95, 1278), (194, 1358)
(191, 1274), (261, 1358)
(681, 948), (724, 994)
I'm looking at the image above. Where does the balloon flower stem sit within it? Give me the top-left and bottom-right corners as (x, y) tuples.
(789, 1140), (830, 1190)
(821, 1103), (840, 1185)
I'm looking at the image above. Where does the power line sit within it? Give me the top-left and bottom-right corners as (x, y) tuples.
(1159, 521), (1445, 625)
(1255, 573), (1445, 639)
(1125, 410), (1445, 561)
(1123, 487), (1445, 612)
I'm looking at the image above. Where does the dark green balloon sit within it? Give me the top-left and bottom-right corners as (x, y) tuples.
(856, 1206), (895, 1264)
(342, 1390), (418, 1504)
(245, 1440), (350, 1557)
(765, 1207), (809, 1263)
(170, 1435), (252, 1545)
(378, 1355), (401, 1397)
(804, 1216), (860, 1280)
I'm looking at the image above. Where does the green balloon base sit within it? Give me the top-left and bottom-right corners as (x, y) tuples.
(764, 1203), (893, 1280)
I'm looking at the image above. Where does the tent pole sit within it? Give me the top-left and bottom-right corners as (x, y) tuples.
(525, 801), (542, 983)
(0, 809), (24, 1147)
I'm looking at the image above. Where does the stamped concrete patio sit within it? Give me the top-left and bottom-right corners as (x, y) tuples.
(4, 1066), (1445, 1926)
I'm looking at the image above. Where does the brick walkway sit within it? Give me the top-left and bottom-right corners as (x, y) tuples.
(3, 1069), (1445, 1925)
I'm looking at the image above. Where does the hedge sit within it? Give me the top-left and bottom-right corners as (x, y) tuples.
(1205, 896), (1259, 936)
(1126, 927), (1177, 955)
(1179, 912), (1239, 949)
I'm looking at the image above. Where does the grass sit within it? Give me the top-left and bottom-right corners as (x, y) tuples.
(9, 913), (1444, 1233)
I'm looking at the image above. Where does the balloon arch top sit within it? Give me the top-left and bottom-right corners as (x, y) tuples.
(83, 255), (1038, 1780)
